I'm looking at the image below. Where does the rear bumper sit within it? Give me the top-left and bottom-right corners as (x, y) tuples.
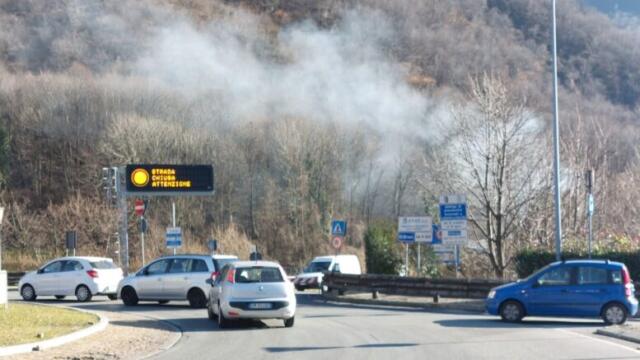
(221, 300), (296, 320)
(626, 297), (638, 316)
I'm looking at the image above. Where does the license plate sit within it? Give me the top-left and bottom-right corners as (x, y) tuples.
(248, 302), (272, 310)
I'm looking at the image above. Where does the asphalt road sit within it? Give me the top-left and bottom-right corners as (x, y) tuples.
(9, 289), (640, 360)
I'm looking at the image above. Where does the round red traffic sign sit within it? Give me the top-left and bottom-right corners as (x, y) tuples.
(332, 236), (343, 249)
(134, 199), (145, 216)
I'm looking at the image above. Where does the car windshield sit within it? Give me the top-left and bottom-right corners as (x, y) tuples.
(304, 261), (331, 273)
(89, 260), (117, 269)
(522, 264), (552, 282)
(213, 258), (238, 271)
(235, 267), (283, 283)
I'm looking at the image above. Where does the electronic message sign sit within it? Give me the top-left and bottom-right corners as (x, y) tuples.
(126, 164), (214, 195)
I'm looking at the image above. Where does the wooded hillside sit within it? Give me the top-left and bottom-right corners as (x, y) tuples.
(0, 0), (638, 277)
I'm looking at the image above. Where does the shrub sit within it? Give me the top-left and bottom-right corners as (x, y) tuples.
(364, 221), (402, 275)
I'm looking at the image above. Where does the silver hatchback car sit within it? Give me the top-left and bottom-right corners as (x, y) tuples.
(208, 261), (296, 328)
(118, 254), (238, 308)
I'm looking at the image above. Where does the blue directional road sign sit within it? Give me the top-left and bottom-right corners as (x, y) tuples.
(439, 203), (467, 220)
(166, 227), (182, 249)
(331, 220), (347, 236)
(398, 232), (416, 242)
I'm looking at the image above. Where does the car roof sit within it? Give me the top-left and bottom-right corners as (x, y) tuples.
(159, 254), (212, 259)
(232, 260), (282, 268)
(55, 256), (113, 262)
(213, 255), (238, 259)
(312, 256), (335, 262)
(552, 259), (625, 267)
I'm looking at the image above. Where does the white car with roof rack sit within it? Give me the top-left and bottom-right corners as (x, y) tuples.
(18, 256), (123, 302)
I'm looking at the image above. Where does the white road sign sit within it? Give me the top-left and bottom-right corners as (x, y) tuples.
(440, 194), (468, 245)
(398, 216), (432, 243)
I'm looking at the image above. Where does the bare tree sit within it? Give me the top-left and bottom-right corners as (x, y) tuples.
(424, 74), (548, 278)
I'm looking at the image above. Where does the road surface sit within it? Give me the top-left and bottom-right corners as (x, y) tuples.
(9, 290), (640, 360)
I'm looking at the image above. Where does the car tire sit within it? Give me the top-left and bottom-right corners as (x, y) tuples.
(121, 287), (139, 306)
(284, 316), (295, 328)
(500, 300), (524, 322)
(75, 285), (93, 302)
(217, 302), (228, 329)
(55, 295), (66, 300)
(187, 288), (207, 308)
(21, 284), (37, 301)
(107, 294), (118, 301)
(158, 300), (170, 305)
(207, 301), (218, 321)
(602, 303), (628, 325)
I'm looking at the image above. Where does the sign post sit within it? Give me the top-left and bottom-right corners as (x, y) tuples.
(585, 169), (594, 259)
(398, 217), (432, 276)
(331, 220), (347, 254)
(65, 230), (77, 257)
(0, 207), (6, 309)
(166, 227), (182, 251)
(135, 199), (147, 265)
(440, 195), (468, 276)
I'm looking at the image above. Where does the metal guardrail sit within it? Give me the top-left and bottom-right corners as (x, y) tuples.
(8, 272), (25, 286)
(323, 273), (505, 299)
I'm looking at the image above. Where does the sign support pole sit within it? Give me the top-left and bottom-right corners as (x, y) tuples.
(405, 243), (409, 277)
(172, 202), (176, 255)
(141, 216), (146, 266)
(116, 166), (129, 275)
(454, 245), (459, 278)
(417, 243), (421, 276)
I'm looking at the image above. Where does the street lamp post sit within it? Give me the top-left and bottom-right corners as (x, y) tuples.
(552, 0), (563, 261)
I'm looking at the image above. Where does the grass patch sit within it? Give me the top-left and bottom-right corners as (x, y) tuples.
(0, 303), (98, 347)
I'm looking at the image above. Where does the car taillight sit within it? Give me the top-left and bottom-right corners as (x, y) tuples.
(226, 269), (235, 283)
(623, 267), (633, 297)
(87, 269), (99, 278)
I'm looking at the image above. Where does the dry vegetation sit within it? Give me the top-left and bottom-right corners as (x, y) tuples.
(0, 0), (639, 277)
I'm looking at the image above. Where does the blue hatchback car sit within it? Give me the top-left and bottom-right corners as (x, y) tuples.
(486, 260), (638, 325)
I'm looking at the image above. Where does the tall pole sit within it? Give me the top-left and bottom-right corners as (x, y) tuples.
(552, 0), (563, 261)
(417, 243), (421, 276)
(404, 243), (409, 277)
(172, 202), (176, 256)
(141, 216), (146, 266)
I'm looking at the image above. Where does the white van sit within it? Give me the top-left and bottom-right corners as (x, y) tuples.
(293, 255), (361, 291)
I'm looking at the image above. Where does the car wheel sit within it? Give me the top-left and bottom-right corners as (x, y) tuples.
(207, 300), (218, 321)
(107, 294), (118, 301)
(217, 302), (228, 329)
(21, 285), (37, 301)
(121, 287), (139, 306)
(55, 295), (66, 300)
(603, 303), (628, 325)
(188, 288), (207, 308)
(500, 300), (524, 322)
(284, 316), (295, 328)
(158, 300), (170, 305)
(76, 285), (93, 302)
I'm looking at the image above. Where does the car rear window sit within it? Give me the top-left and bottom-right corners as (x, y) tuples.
(89, 260), (117, 269)
(235, 267), (283, 283)
(611, 270), (623, 284)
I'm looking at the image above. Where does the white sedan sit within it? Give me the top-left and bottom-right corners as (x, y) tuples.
(208, 261), (296, 328)
(19, 256), (123, 302)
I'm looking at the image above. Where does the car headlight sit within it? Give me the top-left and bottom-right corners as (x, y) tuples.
(487, 290), (496, 299)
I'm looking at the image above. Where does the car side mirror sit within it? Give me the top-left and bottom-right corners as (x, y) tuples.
(531, 280), (540, 288)
(206, 278), (214, 286)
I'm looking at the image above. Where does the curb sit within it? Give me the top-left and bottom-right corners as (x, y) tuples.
(595, 328), (640, 345)
(137, 315), (184, 360)
(0, 304), (109, 357)
(323, 294), (485, 315)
